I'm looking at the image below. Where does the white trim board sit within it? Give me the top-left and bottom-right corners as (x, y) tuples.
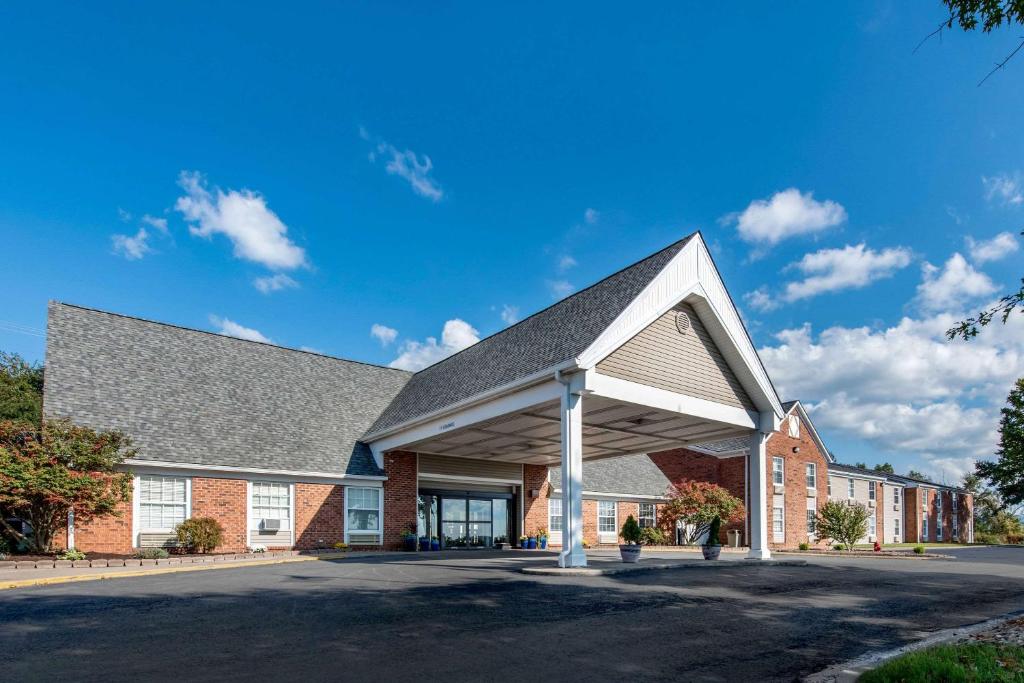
(121, 459), (385, 485)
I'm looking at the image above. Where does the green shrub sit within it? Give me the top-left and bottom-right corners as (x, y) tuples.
(798, 542), (810, 551)
(0, 535), (10, 559)
(57, 548), (86, 561)
(860, 643), (1024, 682)
(913, 544), (925, 554)
(175, 517), (224, 553)
(975, 532), (1003, 545)
(134, 547), (169, 560)
(640, 526), (668, 546)
(620, 515), (642, 545)
(833, 543), (845, 551)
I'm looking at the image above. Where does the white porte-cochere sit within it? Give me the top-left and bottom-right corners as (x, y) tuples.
(366, 233), (785, 566)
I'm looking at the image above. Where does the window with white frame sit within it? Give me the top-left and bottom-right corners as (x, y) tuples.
(827, 477), (832, 496)
(848, 478), (855, 498)
(893, 487), (901, 506)
(868, 512), (876, 539)
(806, 508), (816, 535)
(549, 498), (563, 533)
(639, 503), (656, 528)
(923, 490), (929, 511)
(346, 487), (381, 532)
(936, 492), (943, 512)
(937, 520), (943, 541)
(953, 515), (958, 539)
(772, 506), (784, 541)
(953, 494), (958, 511)
(922, 518), (929, 539)
(773, 457), (784, 486)
(597, 501), (617, 533)
(869, 481), (876, 501)
(788, 414), (800, 438)
(894, 517), (900, 540)
(138, 475), (188, 530)
(806, 463), (816, 489)
(251, 481), (291, 529)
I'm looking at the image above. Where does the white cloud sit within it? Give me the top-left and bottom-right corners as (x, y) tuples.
(370, 323), (398, 347)
(209, 315), (274, 344)
(141, 214), (169, 234)
(175, 171), (308, 270)
(558, 255), (577, 272)
(253, 273), (299, 294)
(967, 231), (1019, 264)
(743, 286), (779, 313)
(982, 172), (1023, 206)
(584, 208), (599, 224)
(915, 253), (997, 313)
(727, 188), (847, 248)
(111, 228), (152, 260)
(389, 319), (480, 371)
(366, 133), (443, 202)
(547, 279), (575, 299)
(782, 243), (912, 303)
(500, 304), (520, 325)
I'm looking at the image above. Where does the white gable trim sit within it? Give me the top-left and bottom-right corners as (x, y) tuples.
(789, 401), (834, 463)
(576, 234), (783, 419)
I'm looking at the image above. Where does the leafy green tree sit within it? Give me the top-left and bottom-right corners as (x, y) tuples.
(815, 500), (871, 552)
(976, 379), (1024, 506)
(873, 463), (896, 474)
(854, 461), (868, 469)
(0, 352), (44, 426)
(907, 469), (933, 482)
(0, 419), (134, 552)
(922, 3), (1024, 87)
(659, 480), (745, 545)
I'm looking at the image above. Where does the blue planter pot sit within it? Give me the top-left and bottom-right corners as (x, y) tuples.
(404, 537), (417, 552)
(419, 538), (430, 551)
(430, 539), (440, 551)
(539, 537), (548, 550)
(527, 537), (537, 550)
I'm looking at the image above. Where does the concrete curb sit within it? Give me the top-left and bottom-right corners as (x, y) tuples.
(522, 559), (808, 576)
(0, 553), (349, 592)
(776, 551), (954, 561)
(803, 608), (1024, 682)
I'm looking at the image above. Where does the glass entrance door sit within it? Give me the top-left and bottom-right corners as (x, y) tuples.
(436, 496), (510, 549)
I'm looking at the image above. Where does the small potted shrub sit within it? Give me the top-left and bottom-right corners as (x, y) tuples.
(702, 516), (722, 560)
(419, 535), (430, 551)
(537, 528), (548, 550)
(518, 534), (528, 549)
(402, 529), (417, 552)
(619, 514), (643, 563)
(527, 534), (537, 550)
(430, 536), (440, 551)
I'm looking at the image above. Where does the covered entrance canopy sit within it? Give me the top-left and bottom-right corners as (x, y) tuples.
(364, 233), (785, 567)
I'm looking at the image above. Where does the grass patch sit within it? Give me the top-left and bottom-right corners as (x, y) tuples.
(860, 643), (1024, 682)
(853, 543), (973, 549)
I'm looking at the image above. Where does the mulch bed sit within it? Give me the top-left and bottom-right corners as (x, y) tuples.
(777, 549), (954, 560)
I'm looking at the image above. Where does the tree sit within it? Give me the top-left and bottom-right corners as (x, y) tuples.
(873, 463), (896, 474)
(921, 3), (1024, 86)
(0, 419), (134, 552)
(659, 480), (745, 545)
(815, 500), (871, 552)
(0, 352), (44, 426)
(906, 469), (933, 482)
(854, 461), (868, 470)
(976, 378), (1024, 506)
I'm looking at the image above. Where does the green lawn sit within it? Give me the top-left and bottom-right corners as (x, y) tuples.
(860, 643), (1024, 682)
(853, 543), (975, 549)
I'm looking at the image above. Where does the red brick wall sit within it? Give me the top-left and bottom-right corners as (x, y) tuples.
(523, 464), (549, 544)
(192, 477), (248, 552)
(382, 451), (417, 550)
(64, 499), (134, 554)
(904, 487), (920, 543)
(295, 483), (345, 550)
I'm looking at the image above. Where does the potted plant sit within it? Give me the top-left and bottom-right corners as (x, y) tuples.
(402, 529), (417, 552)
(702, 516), (722, 560)
(527, 534), (537, 550)
(430, 536), (440, 551)
(620, 514), (643, 563)
(518, 534), (528, 549)
(419, 535), (430, 551)
(537, 528), (548, 550)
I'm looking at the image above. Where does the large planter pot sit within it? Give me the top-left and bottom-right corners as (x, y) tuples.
(527, 537), (537, 550)
(418, 537), (430, 551)
(619, 544), (642, 563)
(430, 539), (440, 551)
(702, 544), (722, 560)
(539, 537), (548, 550)
(403, 537), (417, 552)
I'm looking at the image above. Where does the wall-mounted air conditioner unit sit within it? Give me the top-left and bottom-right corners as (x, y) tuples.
(807, 488), (817, 497)
(773, 485), (784, 495)
(893, 504), (899, 511)
(868, 500), (875, 508)
(261, 518), (281, 532)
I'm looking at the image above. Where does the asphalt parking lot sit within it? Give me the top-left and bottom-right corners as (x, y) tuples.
(2, 547), (1023, 682)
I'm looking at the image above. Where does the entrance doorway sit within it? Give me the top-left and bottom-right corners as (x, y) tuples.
(418, 490), (511, 549)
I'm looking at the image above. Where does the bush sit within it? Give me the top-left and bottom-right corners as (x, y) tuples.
(798, 542), (810, 551)
(640, 526), (668, 546)
(134, 547), (169, 560)
(913, 545), (925, 554)
(57, 548), (86, 561)
(0, 535), (9, 559)
(974, 532), (1002, 545)
(833, 543), (845, 551)
(620, 515), (642, 545)
(1007, 534), (1024, 545)
(175, 517), (224, 553)
(815, 500), (871, 552)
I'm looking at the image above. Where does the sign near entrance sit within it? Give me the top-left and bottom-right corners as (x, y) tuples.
(439, 420), (456, 432)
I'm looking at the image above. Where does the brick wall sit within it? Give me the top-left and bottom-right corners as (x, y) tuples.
(904, 487), (920, 543)
(382, 451), (417, 550)
(192, 477), (248, 552)
(523, 464), (549, 543)
(63, 499), (134, 554)
(295, 483), (345, 550)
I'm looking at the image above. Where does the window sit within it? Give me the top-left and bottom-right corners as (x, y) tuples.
(827, 477), (832, 496)
(598, 501), (617, 533)
(893, 487), (901, 506)
(869, 481), (876, 501)
(251, 481), (291, 527)
(953, 495), (958, 511)
(922, 519), (929, 540)
(806, 463), (817, 489)
(788, 414), (800, 438)
(773, 457), (784, 486)
(639, 503), (656, 528)
(923, 490), (929, 511)
(894, 518), (900, 539)
(936, 492), (943, 512)
(549, 498), (563, 533)
(138, 475), (188, 530)
(806, 508), (816, 535)
(953, 516), (958, 539)
(346, 487), (381, 532)
(937, 521), (943, 541)
(772, 506), (784, 541)
(848, 478), (855, 498)
(868, 513), (876, 539)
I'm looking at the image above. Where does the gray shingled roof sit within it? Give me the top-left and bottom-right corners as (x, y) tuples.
(550, 454), (673, 498)
(44, 303), (411, 477)
(368, 234), (696, 435)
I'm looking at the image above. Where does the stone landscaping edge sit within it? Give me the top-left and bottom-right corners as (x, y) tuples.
(776, 550), (955, 561)
(0, 547), (366, 570)
(522, 559), (808, 576)
(803, 608), (1024, 683)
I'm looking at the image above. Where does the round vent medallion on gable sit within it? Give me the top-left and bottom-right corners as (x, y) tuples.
(675, 311), (691, 335)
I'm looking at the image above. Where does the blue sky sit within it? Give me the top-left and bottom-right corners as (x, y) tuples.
(2, 3), (1023, 482)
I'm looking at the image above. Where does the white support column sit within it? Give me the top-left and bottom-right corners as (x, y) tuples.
(558, 383), (587, 568)
(746, 429), (771, 560)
